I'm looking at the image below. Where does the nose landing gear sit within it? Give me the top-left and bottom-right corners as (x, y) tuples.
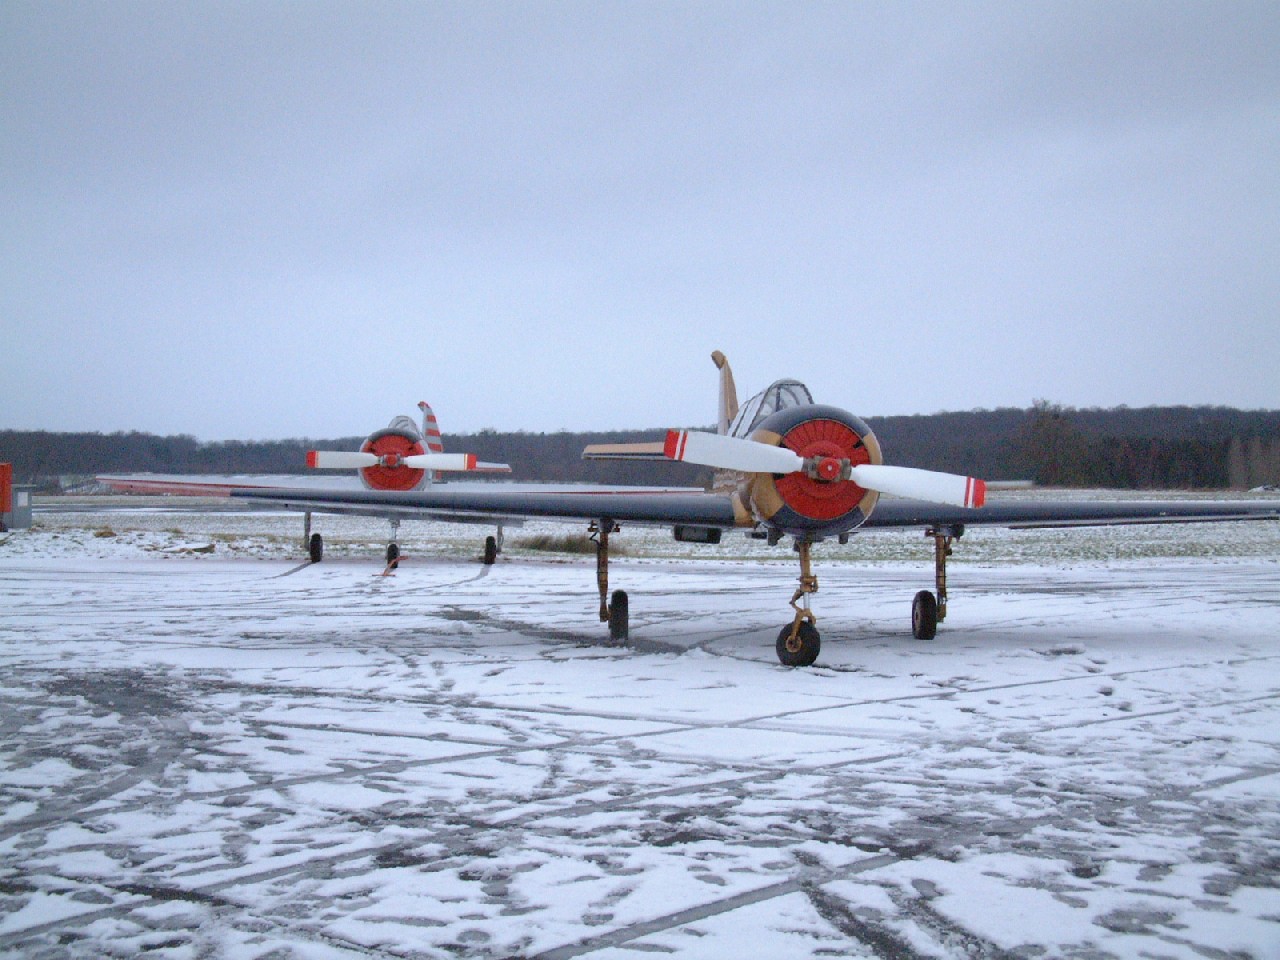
(777, 539), (821, 666)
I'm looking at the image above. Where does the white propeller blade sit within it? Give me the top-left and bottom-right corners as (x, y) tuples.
(401, 453), (478, 471)
(664, 430), (804, 474)
(307, 451), (479, 472)
(307, 451), (379, 469)
(850, 464), (986, 508)
(662, 430), (986, 508)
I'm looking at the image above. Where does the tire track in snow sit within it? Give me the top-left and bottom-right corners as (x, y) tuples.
(5, 669), (1278, 957)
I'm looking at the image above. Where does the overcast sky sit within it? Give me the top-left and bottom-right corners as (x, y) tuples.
(3, 1), (1277, 441)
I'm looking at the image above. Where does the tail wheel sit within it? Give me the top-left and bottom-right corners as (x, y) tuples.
(776, 621), (820, 667)
(483, 535), (498, 565)
(912, 590), (938, 640)
(308, 533), (324, 564)
(608, 590), (629, 643)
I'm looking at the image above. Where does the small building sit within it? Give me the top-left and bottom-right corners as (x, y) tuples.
(1, 463), (34, 531)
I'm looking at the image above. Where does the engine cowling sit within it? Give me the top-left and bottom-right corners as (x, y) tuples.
(741, 404), (883, 538)
(359, 427), (428, 491)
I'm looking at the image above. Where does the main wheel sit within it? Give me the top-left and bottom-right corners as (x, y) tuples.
(776, 621), (821, 667)
(608, 589), (629, 643)
(483, 535), (498, 565)
(385, 542), (400, 569)
(912, 590), (938, 640)
(308, 533), (324, 564)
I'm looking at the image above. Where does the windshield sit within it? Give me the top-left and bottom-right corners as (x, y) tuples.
(727, 379), (814, 437)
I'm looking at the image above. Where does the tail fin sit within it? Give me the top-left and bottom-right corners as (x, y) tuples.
(417, 401), (445, 453)
(711, 351), (738, 435)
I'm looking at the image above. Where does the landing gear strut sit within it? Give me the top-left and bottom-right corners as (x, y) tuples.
(590, 520), (628, 643)
(777, 539), (821, 666)
(912, 525), (962, 640)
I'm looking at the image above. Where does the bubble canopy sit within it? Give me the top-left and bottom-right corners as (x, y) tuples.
(727, 379), (814, 438)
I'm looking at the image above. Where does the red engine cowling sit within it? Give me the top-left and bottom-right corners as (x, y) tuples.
(359, 427), (427, 491)
(743, 404), (883, 538)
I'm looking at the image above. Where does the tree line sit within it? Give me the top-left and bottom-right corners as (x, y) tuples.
(3, 403), (1279, 491)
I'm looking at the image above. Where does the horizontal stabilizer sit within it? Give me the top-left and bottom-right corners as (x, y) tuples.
(582, 441), (669, 461)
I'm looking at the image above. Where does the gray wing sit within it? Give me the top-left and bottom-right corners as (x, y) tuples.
(230, 484), (738, 528)
(864, 497), (1280, 529)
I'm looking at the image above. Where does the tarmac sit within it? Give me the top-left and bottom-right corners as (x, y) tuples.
(1, 509), (1278, 958)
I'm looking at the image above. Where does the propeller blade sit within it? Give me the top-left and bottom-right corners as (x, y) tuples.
(401, 453), (479, 471)
(849, 464), (986, 508)
(664, 430), (805, 474)
(307, 451), (379, 469)
(662, 431), (986, 508)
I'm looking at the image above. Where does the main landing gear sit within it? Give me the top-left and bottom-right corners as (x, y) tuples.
(591, 520), (629, 643)
(302, 513), (507, 570)
(380, 519), (403, 574)
(777, 539), (822, 667)
(481, 524), (505, 565)
(912, 524), (962, 640)
(303, 512), (323, 563)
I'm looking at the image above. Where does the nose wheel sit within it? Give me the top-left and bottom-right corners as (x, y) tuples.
(777, 539), (822, 666)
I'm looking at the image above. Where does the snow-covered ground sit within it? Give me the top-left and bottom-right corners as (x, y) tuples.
(1, 496), (1278, 959)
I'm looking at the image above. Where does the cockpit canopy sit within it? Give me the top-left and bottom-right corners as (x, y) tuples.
(385, 415), (422, 440)
(727, 379), (814, 438)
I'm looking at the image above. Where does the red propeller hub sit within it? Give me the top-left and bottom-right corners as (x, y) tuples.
(360, 431), (426, 491)
(774, 418), (872, 520)
(815, 456), (843, 482)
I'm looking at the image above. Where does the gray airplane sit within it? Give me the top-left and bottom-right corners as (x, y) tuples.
(101, 353), (1278, 666)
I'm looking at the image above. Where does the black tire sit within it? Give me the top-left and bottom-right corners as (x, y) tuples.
(912, 590), (938, 640)
(608, 589), (629, 643)
(386, 542), (400, 569)
(482, 535), (498, 565)
(776, 621), (821, 667)
(308, 533), (324, 564)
